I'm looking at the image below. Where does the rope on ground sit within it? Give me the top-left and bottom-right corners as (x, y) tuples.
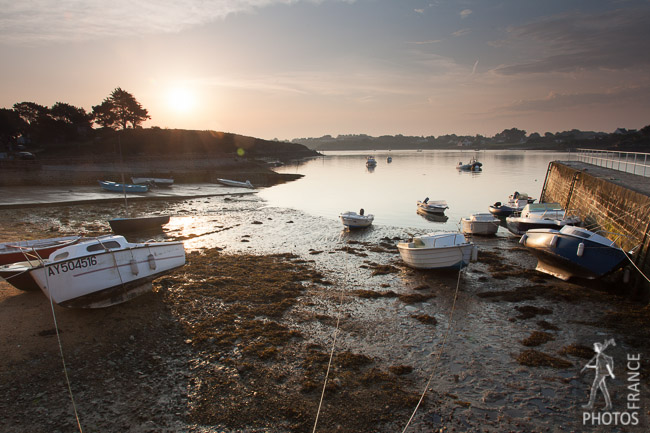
(312, 230), (349, 433)
(401, 259), (465, 433)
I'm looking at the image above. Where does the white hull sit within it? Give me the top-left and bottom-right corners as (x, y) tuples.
(461, 213), (500, 235)
(30, 240), (185, 308)
(340, 212), (374, 228)
(397, 233), (475, 270)
(416, 200), (448, 215)
(217, 178), (254, 188)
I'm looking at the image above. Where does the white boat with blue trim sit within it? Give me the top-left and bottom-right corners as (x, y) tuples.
(340, 210), (374, 229)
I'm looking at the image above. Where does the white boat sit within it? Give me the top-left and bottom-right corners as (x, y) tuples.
(506, 203), (581, 236)
(26, 235), (185, 308)
(366, 156), (377, 167)
(131, 177), (174, 187)
(456, 158), (482, 171)
(340, 210), (374, 229)
(416, 198), (448, 214)
(397, 233), (477, 270)
(488, 191), (536, 217)
(217, 178), (255, 189)
(461, 213), (500, 235)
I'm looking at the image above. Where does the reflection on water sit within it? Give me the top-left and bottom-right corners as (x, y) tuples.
(259, 150), (565, 231)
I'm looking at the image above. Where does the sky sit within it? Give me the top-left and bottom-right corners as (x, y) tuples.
(1, 0), (649, 141)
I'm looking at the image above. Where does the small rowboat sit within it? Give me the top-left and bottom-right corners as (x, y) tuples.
(98, 180), (148, 193)
(0, 236), (82, 265)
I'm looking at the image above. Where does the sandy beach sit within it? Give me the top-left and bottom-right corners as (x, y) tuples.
(0, 192), (648, 432)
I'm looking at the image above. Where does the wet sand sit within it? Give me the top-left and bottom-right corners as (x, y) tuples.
(0, 192), (648, 432)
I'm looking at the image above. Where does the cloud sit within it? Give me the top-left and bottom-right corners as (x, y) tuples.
(494, 7), (650, 75)
(471, 59), (479, 75)
(501, 86), (650, 112)
(452, 28), (470, 37)
(0, 0), (347, 44)
(460, 9), (472, 19)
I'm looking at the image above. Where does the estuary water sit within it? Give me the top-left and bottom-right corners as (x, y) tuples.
(259, 149), (567, 232)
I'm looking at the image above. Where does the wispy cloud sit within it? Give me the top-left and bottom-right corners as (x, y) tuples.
(452, 28), (470, 37)
(0, 0), (348, 44)
(494, 7), (650, 74)
(471, 59), (479, 75)
(460, 9), (472, 19)
(501, 86), (650, 112)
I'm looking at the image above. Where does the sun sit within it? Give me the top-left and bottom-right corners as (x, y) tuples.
(166, 87), (196, 113)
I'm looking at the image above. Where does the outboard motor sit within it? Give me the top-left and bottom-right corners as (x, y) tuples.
(424, 197), (429, 204)
(359, 208), (365, 216)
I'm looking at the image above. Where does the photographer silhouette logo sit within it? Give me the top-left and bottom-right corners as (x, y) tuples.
(581, 338), (642, 426)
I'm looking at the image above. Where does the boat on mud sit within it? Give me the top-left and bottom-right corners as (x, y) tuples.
(397, 232), (477, 270)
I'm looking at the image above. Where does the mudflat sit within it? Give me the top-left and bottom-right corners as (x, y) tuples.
(0, 196), (648, 432)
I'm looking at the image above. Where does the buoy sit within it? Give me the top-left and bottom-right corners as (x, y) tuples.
(519, 234), (527, 244)
(471, 245), (478, 261)
(577, 242), (585, 257)
(549, 235), (558, 247)
(130, 258), (139, 275)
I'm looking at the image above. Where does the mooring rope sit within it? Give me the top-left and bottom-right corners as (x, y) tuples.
(312, 230), (349, 433)
(42, 255), (84, 433)
(401, 256), (465, 433)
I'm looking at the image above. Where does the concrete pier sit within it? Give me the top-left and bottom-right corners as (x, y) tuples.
(540, 161), (650, 293)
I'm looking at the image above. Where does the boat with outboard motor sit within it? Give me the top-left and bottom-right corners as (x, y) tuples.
(506, 203), (581, 236)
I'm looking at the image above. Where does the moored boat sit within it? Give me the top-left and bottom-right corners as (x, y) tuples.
(131, 177), (174, 187)
(340, 210), (374, 229)
(456, 158), (482, 171)
(217, 178), (255, 188)
(27, 235), (186, 308)
(397, 232), (477, 270)
(108, 215), (171, 234)
(506, 203), (581, 236)
(416, 198), (448, 215)
(461, 213), (500, 235)
(98, 180), (148, 193)
(519, 226), (634, 280)
(366, 156), (377, 167)
(0, 259), (45, 291)
(489, 192), (536, 217)
(0, 236), (82, 265)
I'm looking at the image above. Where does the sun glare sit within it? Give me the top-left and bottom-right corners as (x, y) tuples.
(166, 87), (196, 113)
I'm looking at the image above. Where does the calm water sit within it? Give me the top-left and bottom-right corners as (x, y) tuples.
(259, 150), (567, 231)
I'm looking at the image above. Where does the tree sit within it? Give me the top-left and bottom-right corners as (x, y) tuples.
(494, 128), (527, 143)
(0, 108), (26, 147)
(13, 102), (48, 125)
(92, 87), (150, 130)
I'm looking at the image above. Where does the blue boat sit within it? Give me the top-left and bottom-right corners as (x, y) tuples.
(98, 180), (148, 193)
(520, 225), (633, 280)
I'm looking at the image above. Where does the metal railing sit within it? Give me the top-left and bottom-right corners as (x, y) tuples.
(573, 148), (650, 177)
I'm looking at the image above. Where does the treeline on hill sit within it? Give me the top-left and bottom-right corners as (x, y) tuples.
(293, 125), (650, 152)
(0, 88), (318, 161)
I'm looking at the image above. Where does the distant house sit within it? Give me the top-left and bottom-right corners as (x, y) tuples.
(457, 138), (473, 147)
(613, 128), (628, 134)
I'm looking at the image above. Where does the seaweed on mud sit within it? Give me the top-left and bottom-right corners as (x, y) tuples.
(514, 305), (552, 320)
(398, 293), (435, 304)
(521, 331), (555, 347)
(353, 289), (399, 299)
(476, 285), (541, 302)
(411, 314), (437, 325)
(389, 365), (413, 375)
(558, 343), (593, 359)
(516, 349), (573, 369)
(161, 249), (421, 432)
(537, 320), (560, 331)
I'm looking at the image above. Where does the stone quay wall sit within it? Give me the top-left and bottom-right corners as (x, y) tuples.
(540, 161), (650, 294)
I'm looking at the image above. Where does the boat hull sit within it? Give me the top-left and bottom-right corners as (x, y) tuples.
(131, 177), (174, 187)
(108, 215), (170, 234)
(461, 219), (499, 235)
(398, 243), (473, 270)
(98, 180), (148, 193)
(0, 236), (81, 265)
(505, 217), (581, 236)
(521, 230), (627, 280)
(340, 213), (373, 229)
(416, 201), (448, 215)
(30, 242), (185, 308)
(0, 260), (42, 291)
